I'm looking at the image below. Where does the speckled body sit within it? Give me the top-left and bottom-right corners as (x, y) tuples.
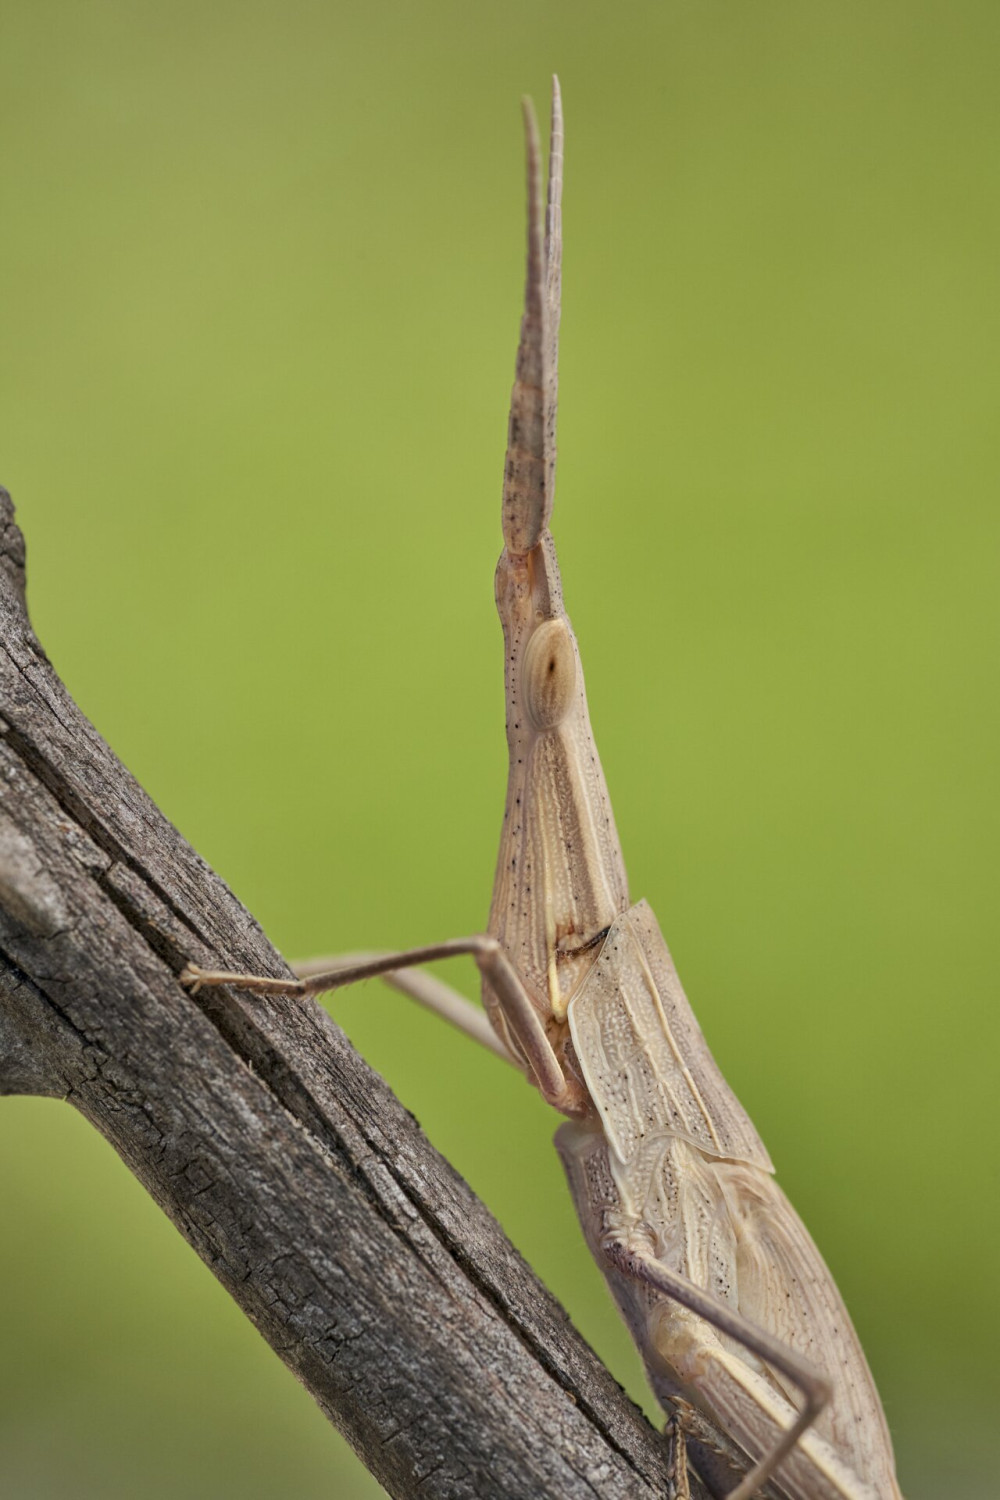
(481, 80), (904, 1500)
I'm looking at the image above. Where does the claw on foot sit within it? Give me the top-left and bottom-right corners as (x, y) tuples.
(665, 1412), (692, 1500)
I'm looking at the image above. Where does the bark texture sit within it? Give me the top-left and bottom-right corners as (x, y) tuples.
(0, 486), (711, 1499)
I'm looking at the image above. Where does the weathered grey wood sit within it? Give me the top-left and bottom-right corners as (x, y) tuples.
(0, 484), (707, 1499)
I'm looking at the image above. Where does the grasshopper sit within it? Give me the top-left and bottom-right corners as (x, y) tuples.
(183, 79), (903, 1500)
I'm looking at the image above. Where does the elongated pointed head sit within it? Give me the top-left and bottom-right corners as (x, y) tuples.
(487, 81), (629, 1062)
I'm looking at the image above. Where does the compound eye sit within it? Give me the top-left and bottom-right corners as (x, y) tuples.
(523, 619), (576, 731)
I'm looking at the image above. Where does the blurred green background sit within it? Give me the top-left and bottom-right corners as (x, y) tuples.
(1, 2), (996, 1496)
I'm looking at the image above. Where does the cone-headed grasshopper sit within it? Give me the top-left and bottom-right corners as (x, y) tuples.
(184, 79), (903, 1500)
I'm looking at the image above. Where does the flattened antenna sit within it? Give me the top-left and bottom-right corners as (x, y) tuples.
(502, 77), (563, 555)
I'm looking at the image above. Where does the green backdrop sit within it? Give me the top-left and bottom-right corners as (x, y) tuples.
(1, 3), (996, 1497)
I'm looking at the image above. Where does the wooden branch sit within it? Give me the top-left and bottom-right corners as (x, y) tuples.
(0, 485), (708, 1499)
